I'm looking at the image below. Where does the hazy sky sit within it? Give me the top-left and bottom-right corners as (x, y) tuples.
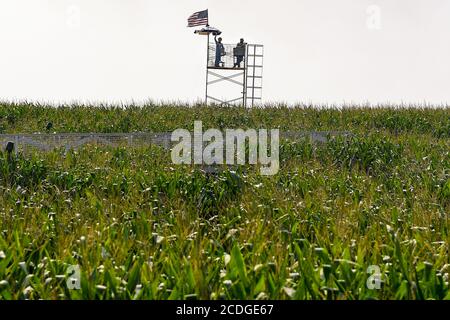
(0, 0), (449, 105)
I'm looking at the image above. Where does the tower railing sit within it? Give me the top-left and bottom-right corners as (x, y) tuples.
(208, 43), (246, 69)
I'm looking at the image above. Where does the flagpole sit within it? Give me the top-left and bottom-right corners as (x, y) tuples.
(205, 31), (210, 105)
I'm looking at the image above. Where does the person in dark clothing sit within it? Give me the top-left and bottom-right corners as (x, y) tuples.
(214, 36), (225, 67)
(234, 38), (246, 68)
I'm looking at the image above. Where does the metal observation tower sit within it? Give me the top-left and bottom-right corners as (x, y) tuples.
(195, 27), (264, 107)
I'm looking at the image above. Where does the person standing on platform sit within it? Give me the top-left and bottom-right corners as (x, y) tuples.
(234, 38), (246, 68)
(214, 35), (225, 67)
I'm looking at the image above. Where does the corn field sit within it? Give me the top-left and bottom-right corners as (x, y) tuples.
(0, 102), (449, 300)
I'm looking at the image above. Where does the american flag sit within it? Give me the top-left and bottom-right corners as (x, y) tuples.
(187, 10), (209, 27)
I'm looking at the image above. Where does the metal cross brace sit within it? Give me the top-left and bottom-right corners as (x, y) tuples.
(206, 95), (244, 106)
(207, 70), (244, 86)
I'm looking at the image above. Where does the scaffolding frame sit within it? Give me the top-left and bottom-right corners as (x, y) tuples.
(205, 34), (264, 107)
(246, 44), (264, 107)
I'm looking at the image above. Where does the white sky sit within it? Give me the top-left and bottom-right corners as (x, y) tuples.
(0, 0), (449, 105)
